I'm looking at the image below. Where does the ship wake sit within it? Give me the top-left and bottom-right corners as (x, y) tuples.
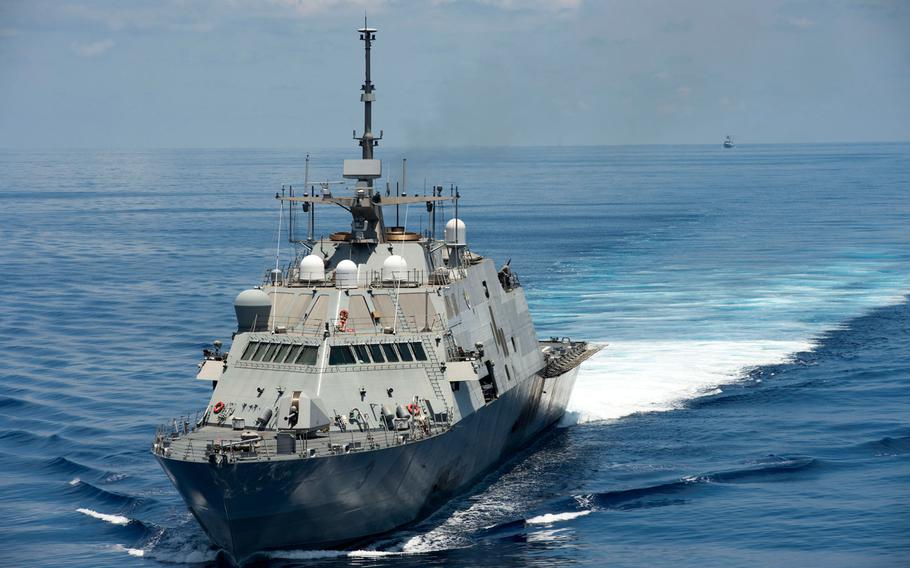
(564, 339), (814, 424)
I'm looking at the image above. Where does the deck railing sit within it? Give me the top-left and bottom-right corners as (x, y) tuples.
(153, 411), (451, 464)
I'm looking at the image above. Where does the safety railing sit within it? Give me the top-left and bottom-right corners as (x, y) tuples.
(152, 412), (452, 464)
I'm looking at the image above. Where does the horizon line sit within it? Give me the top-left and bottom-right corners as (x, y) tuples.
(1, 140), (909, 152)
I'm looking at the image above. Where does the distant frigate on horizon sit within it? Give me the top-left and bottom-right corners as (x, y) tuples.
(153, 22), (600, 564)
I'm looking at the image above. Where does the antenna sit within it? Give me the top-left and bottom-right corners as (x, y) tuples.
(304, 154), (314, 243)
(355, 19), (381, 162)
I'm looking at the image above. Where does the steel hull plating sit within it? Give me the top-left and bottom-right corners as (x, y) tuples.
(156, 368), (578, 561)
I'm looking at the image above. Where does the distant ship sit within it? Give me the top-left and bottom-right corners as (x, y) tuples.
(724, 135), (735, 148)
(152, 22), (600, 564)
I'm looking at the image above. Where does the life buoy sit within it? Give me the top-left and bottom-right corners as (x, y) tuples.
(339, 309), (349, 318)
(407, 403), (419, 415)
(213, 401), (225, 414)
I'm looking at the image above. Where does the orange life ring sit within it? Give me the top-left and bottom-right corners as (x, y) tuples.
(213, 401), (225, 414)
(339, 309), (349, 318)
(407, 403), (419, 415)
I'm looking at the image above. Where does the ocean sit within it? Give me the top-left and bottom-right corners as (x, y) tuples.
(0, 143), (908, 566)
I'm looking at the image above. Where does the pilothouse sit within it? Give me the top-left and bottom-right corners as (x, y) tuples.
(153, 22), (600, 564)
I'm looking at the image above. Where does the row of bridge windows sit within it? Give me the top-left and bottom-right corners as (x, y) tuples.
(239, 340), (428, 367)
(329, 342), (428, 366)
(240, 341), (319, 365)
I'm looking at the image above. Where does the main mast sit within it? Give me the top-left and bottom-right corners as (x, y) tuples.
(357, 22), (378, 161)
(279, 22), (455, 245)
(345, 19), (386, 244)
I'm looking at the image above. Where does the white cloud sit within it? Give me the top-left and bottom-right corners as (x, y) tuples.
(70, 39), (115, 57)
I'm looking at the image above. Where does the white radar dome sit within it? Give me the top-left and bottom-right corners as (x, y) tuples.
(444, 218), (466, 246)
(234, 288), (271, 332)
(335, 259), (358, 289)
(382, 255), (409, 281)
(299, 254), (325, 282)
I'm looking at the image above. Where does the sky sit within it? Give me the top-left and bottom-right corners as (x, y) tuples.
(0, 0), (908, 148)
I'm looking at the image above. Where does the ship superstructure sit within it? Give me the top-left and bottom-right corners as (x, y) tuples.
(153, 23), (599, 563)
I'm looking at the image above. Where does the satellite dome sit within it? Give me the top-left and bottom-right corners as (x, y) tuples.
(382, 255), (408, 281)
(335, 259), (358, 288)
(234, 288), (271, 332)
(444, 218), (466, 246)
(299, 254), (325, 282)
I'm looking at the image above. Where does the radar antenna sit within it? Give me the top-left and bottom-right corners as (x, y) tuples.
(355, 18), (382, 162)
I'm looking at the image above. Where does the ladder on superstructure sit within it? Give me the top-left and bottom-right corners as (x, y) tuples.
(388, 286), (416, 333)
(421, 340), (451, 420)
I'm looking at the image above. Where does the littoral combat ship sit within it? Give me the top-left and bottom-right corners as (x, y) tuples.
(153, 23), (600, 563)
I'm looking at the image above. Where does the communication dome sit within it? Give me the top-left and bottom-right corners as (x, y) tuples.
(335, 259), (358, 288)
(444, 218), (466, 246)
(234, 288), (271, 332)
(299, 254), (325, 282)
(382, 255), (408, 281)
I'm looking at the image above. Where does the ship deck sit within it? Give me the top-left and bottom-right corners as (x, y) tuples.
(154, 418), (450, 464)
(154, 340), (601, 465)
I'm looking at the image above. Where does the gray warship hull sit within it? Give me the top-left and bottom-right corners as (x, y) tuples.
(157, 367), (578, 561)
(153, 22), (603, 564)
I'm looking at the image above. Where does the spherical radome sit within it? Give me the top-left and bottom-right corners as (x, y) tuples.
(382, 255), (408, 280)
(444, 218), (466, 246)
(299, 254), (325, 281)
(335, 259), (358, 288)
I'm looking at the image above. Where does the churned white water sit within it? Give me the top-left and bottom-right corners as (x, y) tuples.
(565, 339), (813, 424)
(76, 508), (130, 526)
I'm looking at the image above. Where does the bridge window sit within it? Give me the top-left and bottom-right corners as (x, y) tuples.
(272, 344), (291, 363)
(410, 342), (428, 361)
(381, 344), (400, 363)
(329, 346), (356, 365)
(369, 344), (385, 363)
(353, 344), (371, 364)
(240, 342), (260, 360)
(397, 343), (414, 362)
(252, 342), (271, 361)
(284, 344), (302, 364)
(262, 343), (279, 362)
(295, 345), (318, 365)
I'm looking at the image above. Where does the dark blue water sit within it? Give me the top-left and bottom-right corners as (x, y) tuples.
(1, 144), (908, 566)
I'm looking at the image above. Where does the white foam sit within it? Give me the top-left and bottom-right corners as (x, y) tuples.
(526, 510), (592, 525)
(267, 549), (399, 560)
(526, 528), (571, 543)
(111, 544), (144, 557)
(564, 339), (813, 424)
(77, 508), (130, 525)
(401, 497), (523, 553)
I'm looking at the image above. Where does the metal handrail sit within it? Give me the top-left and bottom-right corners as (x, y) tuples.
(153, 414), (451, 464)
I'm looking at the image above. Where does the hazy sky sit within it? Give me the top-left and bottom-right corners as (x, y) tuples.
(1, 0), (908, 148)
